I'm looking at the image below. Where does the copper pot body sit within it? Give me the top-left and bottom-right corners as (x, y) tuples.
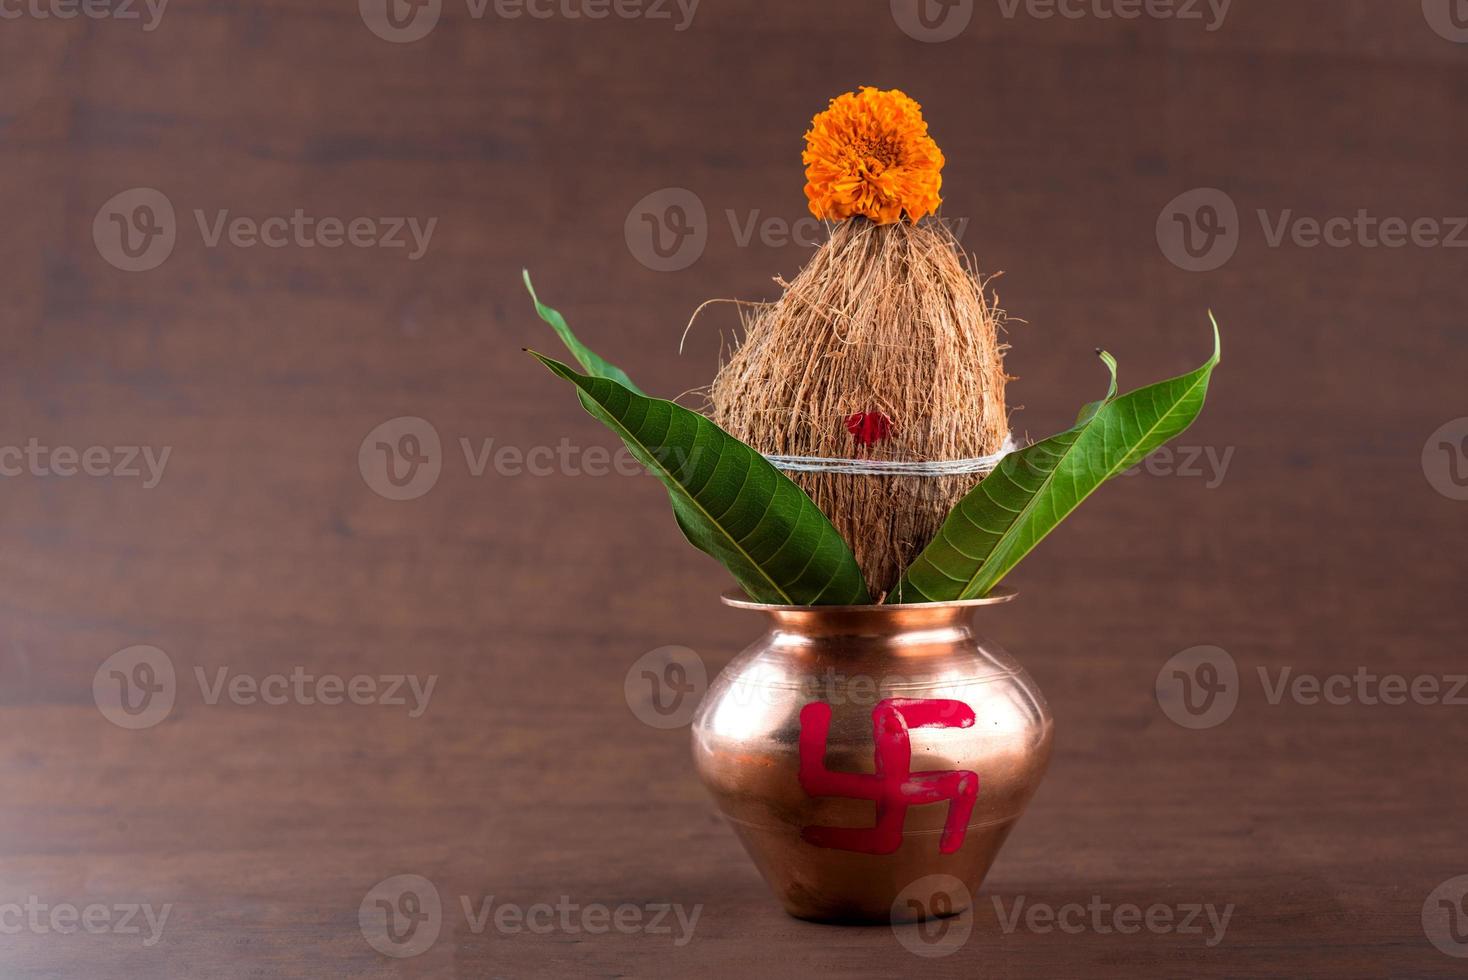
(691, 588), (1052, 924)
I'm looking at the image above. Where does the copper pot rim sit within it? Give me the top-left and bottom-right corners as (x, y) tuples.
(720, 585), (1018, 613)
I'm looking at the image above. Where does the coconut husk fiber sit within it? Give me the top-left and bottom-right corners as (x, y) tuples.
(708, 217), (1009, 601)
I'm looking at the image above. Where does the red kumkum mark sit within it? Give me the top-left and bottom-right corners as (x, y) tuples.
(844, 411), (892, 447)
(797, 698), (978, 855)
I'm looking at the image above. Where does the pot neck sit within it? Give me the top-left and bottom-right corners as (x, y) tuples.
(721, 587), (1017, 643)
(760, 605), (978, 637)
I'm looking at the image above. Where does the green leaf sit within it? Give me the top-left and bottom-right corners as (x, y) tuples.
(523, 270), (644, 395)
(891, 317), (1221, 603)
(529, 351), (872, 606)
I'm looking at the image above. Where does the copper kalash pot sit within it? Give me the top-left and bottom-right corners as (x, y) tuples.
(691, 588), (1052, 923)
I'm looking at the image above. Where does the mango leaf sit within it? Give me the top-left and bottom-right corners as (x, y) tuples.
(891, 317), (1221, 603)
(524, 270), (644, 395)
(529, 351), (872, 606)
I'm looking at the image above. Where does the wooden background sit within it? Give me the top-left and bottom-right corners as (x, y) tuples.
(2, 0), (1466, 975)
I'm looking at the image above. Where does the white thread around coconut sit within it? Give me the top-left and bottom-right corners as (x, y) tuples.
(763, 435), (1018, 477)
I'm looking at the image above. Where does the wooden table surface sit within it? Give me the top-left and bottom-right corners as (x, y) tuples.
(2, 0), (1466, 976)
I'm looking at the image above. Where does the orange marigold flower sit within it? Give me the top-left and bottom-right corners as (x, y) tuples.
(802, 87), (945, 225)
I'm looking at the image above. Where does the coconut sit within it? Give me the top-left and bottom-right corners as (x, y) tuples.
(708, 216), (1009, 600)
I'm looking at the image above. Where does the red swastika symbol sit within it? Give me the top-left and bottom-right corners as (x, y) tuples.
(797, 697), (978, 855)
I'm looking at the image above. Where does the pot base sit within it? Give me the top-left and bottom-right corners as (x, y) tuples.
(717, 789), (1028, 924)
